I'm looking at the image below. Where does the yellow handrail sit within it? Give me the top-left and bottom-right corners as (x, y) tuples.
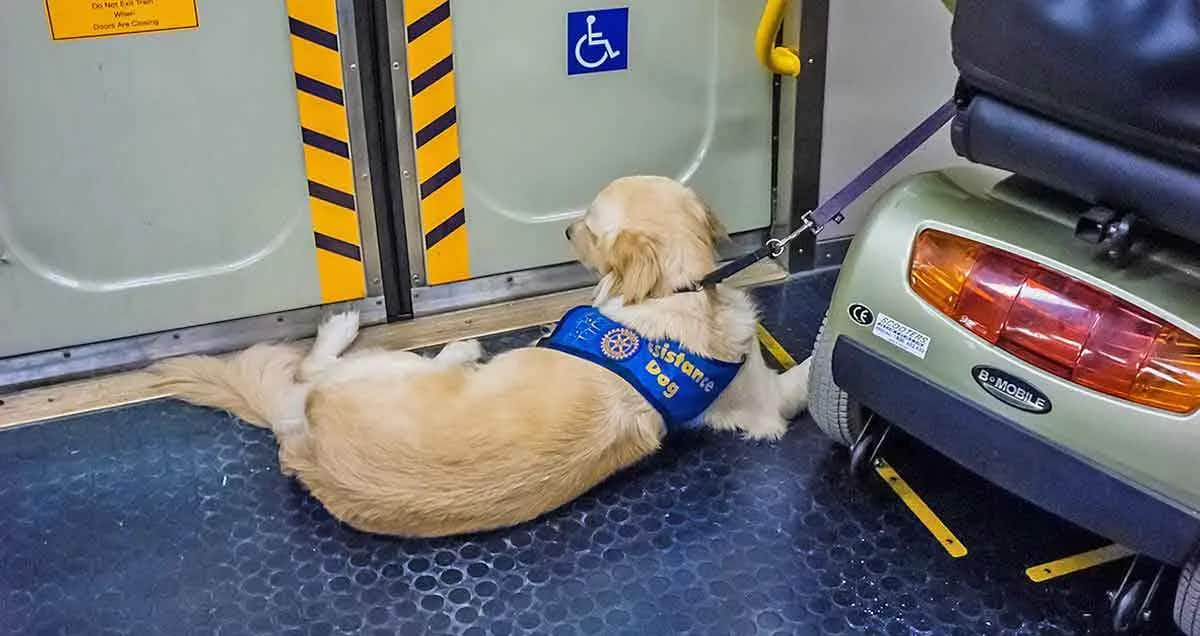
(755, 0), (801, 76)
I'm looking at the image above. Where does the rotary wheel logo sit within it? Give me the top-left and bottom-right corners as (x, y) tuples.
(600, 328), (640, 361)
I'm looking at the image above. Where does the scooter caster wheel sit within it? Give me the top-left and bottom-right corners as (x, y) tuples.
(1113, 579), (1148, 633)
(849, 431), (881, 480)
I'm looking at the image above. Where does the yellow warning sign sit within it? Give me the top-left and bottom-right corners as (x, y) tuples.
(45, 0), (199, 41)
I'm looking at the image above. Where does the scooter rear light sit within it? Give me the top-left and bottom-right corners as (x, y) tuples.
(953, 249), (1035, 342)
(908, 229), (980, 315)
(998, 270), (1109, 379)
(1132, 329), (1200, 412)
(908, 229), (1200, 414)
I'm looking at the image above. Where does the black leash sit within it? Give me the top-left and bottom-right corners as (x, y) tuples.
(694, 98), (958, 289)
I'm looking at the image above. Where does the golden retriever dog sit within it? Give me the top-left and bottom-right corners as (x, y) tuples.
(152, 176), (810, 537)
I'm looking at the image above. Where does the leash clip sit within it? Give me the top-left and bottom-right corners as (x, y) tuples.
(765, 210), (825, 258)
(695, 99), (955, 289)
(764, 237), (787, 259)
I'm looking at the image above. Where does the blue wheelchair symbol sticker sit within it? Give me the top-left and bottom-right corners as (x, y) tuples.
(567, 8), (628, 75)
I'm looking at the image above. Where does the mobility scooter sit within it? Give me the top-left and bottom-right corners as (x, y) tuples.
(809, 1), (1200, 633)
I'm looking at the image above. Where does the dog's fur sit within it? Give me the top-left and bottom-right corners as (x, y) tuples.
(152, 176), (810, 537)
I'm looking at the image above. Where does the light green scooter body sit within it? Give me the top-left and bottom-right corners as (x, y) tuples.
(824, 167), (1200, 515)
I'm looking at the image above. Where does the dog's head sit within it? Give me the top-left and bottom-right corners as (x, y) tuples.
(566, 176), (727, 303)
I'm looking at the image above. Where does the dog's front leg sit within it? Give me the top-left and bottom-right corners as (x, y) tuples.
(702, 346), (791, 440)
(776, 356), (811, 420)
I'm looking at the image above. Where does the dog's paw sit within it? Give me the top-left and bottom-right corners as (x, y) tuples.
(318, 311), (361, 349)
(437, 339), (485, 365)
(739, 417), (788, 442)
(300, 311), (361, 380)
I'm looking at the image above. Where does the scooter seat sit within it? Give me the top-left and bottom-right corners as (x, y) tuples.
(951, 94), (1200, 246)
(950, 0), (1200, 243)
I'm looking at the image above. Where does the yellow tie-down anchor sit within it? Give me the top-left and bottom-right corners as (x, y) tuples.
(755, 0), (801, 76)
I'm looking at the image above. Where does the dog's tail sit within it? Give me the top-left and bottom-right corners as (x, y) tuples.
(150, 344), (310, 437)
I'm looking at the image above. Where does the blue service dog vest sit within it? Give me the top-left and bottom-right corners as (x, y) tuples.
(538, 306), (743, 431)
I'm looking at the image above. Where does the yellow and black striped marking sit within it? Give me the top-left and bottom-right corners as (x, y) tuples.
(286, 0), (367, 303)
(404, 0), (469, 285)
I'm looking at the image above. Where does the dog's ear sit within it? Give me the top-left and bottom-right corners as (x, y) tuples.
(690, 192), (729, 245)
(609, 231), (662, 303)
(705, 205), (729, 245)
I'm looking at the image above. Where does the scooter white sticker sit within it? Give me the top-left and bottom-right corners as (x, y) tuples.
(872, 313), (931, 359)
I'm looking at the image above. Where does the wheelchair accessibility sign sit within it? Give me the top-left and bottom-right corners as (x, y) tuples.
(567, 8), (628, 75)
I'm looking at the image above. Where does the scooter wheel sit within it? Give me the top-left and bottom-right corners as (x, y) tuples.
(1113, 579), (1147, 633)
(849, 431), (881, 480)
(1177, 548), (1200, 636)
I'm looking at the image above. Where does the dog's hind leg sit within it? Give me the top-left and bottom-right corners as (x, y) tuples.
(299, 311), (361, 380)
(434, 339), (485, 367)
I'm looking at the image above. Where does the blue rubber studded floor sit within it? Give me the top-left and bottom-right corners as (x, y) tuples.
(0, 271), (1178, 635)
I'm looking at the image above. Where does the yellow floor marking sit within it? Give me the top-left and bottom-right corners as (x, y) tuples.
(875, 458), (968, 558)
(1025, 544), (1135, 583)
(756, 323), (797, 369)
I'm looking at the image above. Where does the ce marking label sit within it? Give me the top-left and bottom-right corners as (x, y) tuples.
(848, 303), (875, 326)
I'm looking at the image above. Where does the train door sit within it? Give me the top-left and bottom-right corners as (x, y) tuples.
(390, 1), (777, 310)
(0, 1), (379, 361)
